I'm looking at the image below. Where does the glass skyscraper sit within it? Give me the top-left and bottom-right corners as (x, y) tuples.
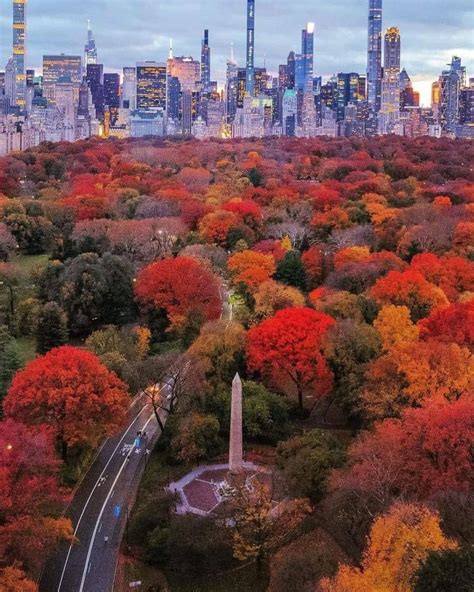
(84, 20), (98, 73)
(201, 29), (211, 92)
(13, 0), (26, 109)
(367, 0), (382, 112)
(136, 62), (167, 110)
(246, 0), (255, 95)
(379, 27), (401, 133)
(301, 22), (315, 90)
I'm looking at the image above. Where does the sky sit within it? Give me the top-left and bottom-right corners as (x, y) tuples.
(0, 0), (473, 105)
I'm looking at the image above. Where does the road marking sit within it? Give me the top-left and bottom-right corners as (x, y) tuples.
(87, 562), (91, 574)
(98, 523), (102, 533)
(79, 412), (156, 592)
(57, 404), (150, 592)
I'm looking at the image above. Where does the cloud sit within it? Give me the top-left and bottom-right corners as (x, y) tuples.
(0, 0), (472, 104)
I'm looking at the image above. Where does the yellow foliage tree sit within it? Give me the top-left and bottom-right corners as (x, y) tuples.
(189, 320), (246, 384)
(254, 280), (305, 320)
(228, 250), (276, 293)
(373, 305), (420, 351)
(134, 326), (151, 360)
(320, 503), (456, 592)
(0, 565), (37, 592)
(280, 235), (293, 252)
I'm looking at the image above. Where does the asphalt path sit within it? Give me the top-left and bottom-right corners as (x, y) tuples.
(40, 391), (167, 592)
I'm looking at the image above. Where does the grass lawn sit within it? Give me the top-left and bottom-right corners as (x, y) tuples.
(12, 253), (50, 277)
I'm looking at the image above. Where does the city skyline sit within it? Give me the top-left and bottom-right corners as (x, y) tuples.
(0, 0), (472, 105)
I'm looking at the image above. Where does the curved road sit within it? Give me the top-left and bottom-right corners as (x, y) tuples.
(40, 393), (166, 592)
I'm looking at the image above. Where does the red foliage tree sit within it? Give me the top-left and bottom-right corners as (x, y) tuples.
(332, 399), (474, 503)
(410, 253), (474, 302)
(247, 307), (335, 410)
(135, 256), (222, 331)
(0, 419), (74, 576)
(419, 300), (474, 349)
(3, 347), (129, 459)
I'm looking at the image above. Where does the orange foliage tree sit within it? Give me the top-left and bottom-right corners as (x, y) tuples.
(3, 346), (129, 460)
(320, 503), (456, 592)
(228, 250), (276, 293)
(370, 269), (449, 321)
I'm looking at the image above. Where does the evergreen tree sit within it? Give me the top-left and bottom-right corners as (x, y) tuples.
(0, 325), (21, 398)
(275, 250), (307, 290)
(36, 302), (68, 355)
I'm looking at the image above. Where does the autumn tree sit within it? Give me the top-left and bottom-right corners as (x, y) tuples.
(373, 305), (419, 351)
(361, 339), (473, 420)
(253, 280), (305, 320)
(227, 250), (276, 294)
(0, 419), (75, 578)
(199, 210), (239, 245)
(0, 565), (37, 592)
(171, 412), (221, 463)
(370, 269), (448, 321)
(3, 346), (129, 460)
(247, 307), (335, 411)
(419, 300), (474, 349)
(332, 399), (474, 503)
(320, 503), (456, 592)
(135, 256), (222, 334)
(229, 481), (310, 571)
(189, 320), (246, 387)
(36, 302), (68, 354)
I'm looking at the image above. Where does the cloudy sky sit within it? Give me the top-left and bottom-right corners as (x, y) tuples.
(1, 0), (473, 104)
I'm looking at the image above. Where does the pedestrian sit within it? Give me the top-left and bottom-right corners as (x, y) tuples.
(104, 535), (109, 546)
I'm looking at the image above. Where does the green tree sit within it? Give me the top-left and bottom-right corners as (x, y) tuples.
(413, 547), (474, 592)
(42, 253), (135, 335)
(276, 429), (345, 502)
(36, 302), (68, 354)
(0, 325), (21, 399)
(275, 250), (306, 290)
(322, 319), (381, 422)
(171, 413), (221, 463)
(243, 381), (291, 444)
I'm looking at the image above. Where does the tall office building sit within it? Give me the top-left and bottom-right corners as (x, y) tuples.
(13, 0), (27, 109)
(336, 73), (363, 120)
(104, 73), (120, 109)
(168, 56), (200, 92)
(43, 54), (82, 102)
(379, 27), (401, 134)
(201, 29), (211, 92)
(367, 0), (382, 112)
(86, 63), (104, 118)
(300, 22), (315, 90)
(84, 20), (97, 72)
(439, 56), (465, 133)
(122, 67), (136, 110)
(246, 0), (255, 95)
(226, 44), (239, 122)
(136, 62), (167, 110)
(287, 52), (296, 90)
(4, 57), (16, 107)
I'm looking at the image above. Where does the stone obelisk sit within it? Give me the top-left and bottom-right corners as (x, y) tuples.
(229, 373), (243, 473)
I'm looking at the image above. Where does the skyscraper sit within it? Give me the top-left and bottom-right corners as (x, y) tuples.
(122, 67), (137, 110)
(201, 29), (211, 92)
(226, 44), (239, 122)
(246, 0), (255, 95)
(439, 56), (465, 133)
(84, 20), (98, 73)
(43, 55), (82, 103)
(301, 22), (315, 90)
(379, 27), (401, 134)
(367, 0), (382, 112)
(13, 0), (26, 110)
(136, 62), (167, 110)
